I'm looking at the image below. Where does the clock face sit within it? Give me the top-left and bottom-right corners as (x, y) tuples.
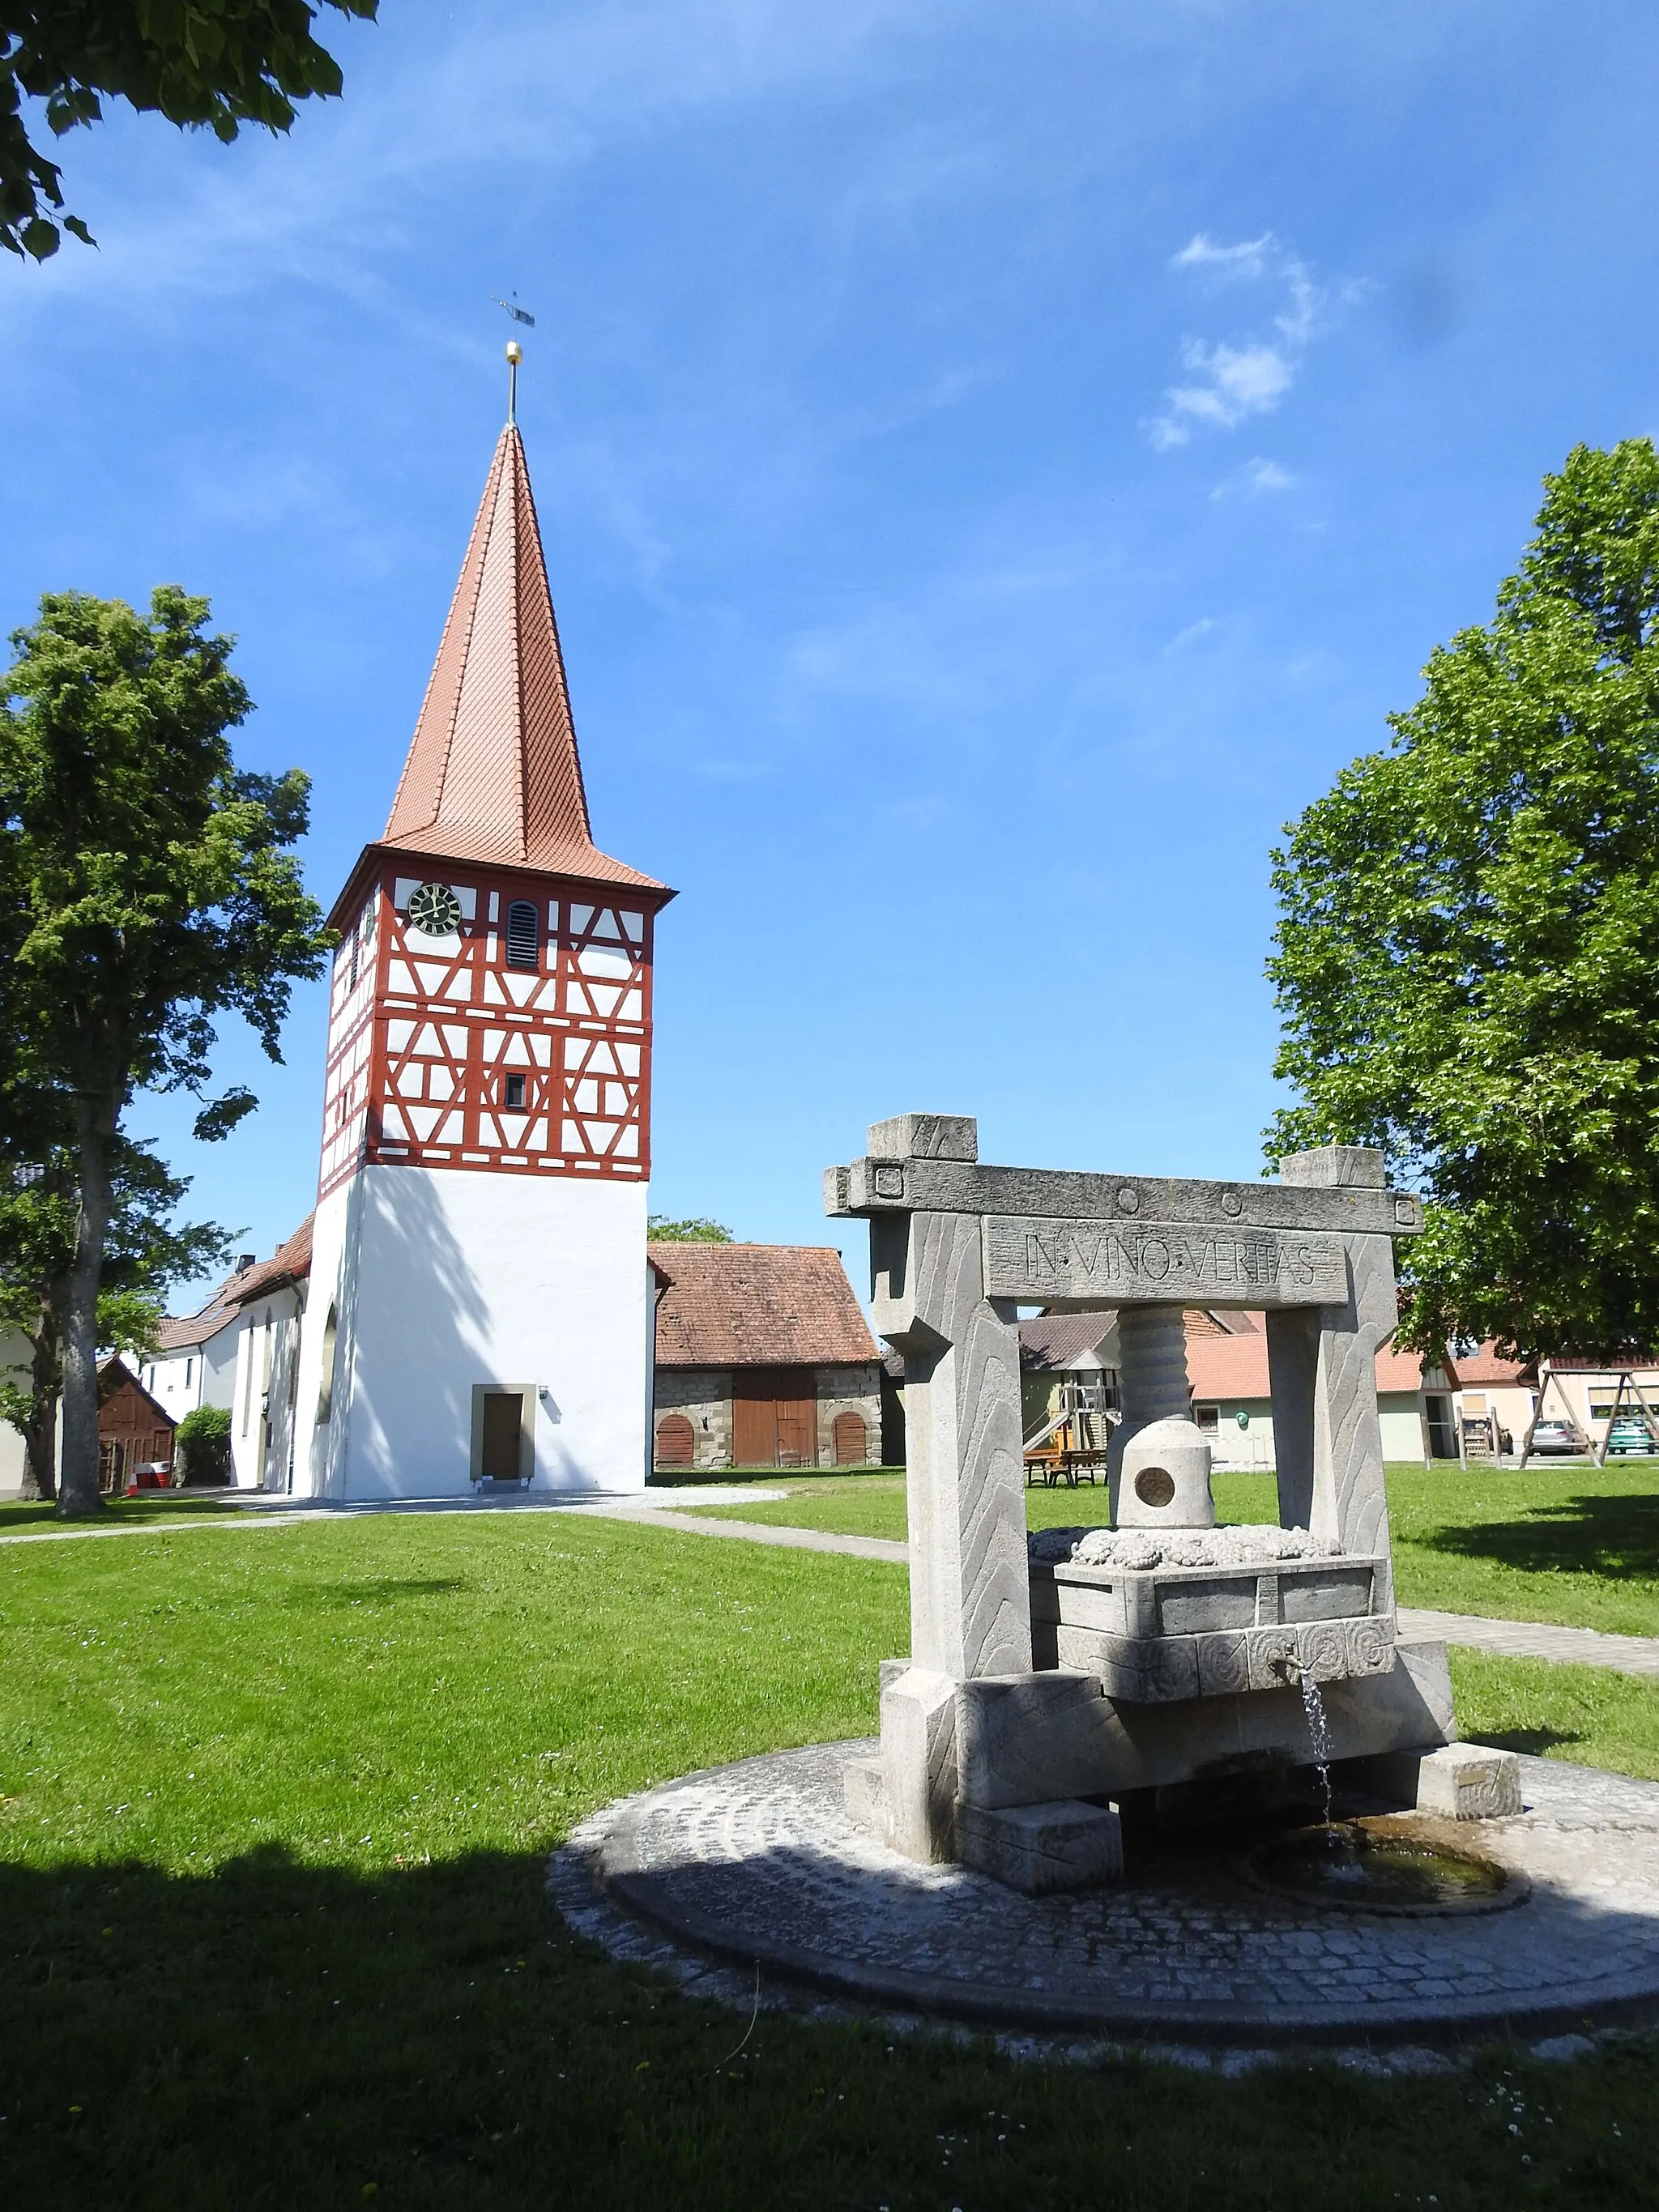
(407, 881), (463, 938)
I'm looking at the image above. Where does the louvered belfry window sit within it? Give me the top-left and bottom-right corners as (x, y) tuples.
(505, 900), (539, 970)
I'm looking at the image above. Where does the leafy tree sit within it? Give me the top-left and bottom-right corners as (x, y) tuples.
(0, 1132), (230, 1498)
(173, 1401), (232, 1485)
(2, 0), (379, 261)
(0, 586), (329, 1516)
(1267, 438), (1659, 1362)
(646, 1216), (735, 1242)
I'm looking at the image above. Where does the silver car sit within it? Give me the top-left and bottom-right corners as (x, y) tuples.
(1527, 1417), (1584, 1455)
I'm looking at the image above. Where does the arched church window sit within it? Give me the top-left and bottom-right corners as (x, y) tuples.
(317, 1306), (339, 1423)
(505, 900), (539, 969)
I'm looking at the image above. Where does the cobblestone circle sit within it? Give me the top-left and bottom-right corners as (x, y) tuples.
(552, 1739), (1659, 2049)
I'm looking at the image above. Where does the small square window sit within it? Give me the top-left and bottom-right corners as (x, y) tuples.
(503, 1073), (527, 1110)
(1194, 1404), (1219, 1434)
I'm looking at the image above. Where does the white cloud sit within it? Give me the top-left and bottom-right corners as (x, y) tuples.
(1166, 617), (1215, 650)
(1171, 232), (1274, 278)
(1209, 454), (1297, 499)
(1149, 231), (1333, 450)
(1154, 339), (1293, 445)
(1245, 457), (1294, 491)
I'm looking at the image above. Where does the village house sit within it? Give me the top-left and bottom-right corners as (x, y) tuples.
(650, 1242), (884, 1471)
(1017, 1308), (1437, 1473)
(224, 1219), (314, 1492)
(139, 1257), (258, 1423)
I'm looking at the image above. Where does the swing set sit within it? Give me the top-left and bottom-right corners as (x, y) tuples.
(1515, 1362), (1659, 1470)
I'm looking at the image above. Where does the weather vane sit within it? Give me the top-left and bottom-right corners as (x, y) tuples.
(491, 293), (536, 424)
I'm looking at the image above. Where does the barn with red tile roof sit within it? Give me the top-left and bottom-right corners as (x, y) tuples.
(650, 1242), (885, 1471)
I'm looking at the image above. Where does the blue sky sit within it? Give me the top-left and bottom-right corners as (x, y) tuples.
(5, 0), (1657, 1302)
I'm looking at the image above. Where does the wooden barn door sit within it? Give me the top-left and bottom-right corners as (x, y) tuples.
(734, 1368), (817, 1466)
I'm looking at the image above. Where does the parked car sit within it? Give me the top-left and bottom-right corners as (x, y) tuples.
(1606, 1415), (1658, 1457)
(1527, 1417), (1584, 1455)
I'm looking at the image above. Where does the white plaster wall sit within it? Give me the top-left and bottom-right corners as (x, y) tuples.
(143, 1323), (240, 1425)
(229, 1290), (305, 1490)
(1378, 1396), (1430, 1467)
(1191, 1391), (1430, 1473)
(291, 1166), (650, 1499)
(0, 1330), (30, 1489)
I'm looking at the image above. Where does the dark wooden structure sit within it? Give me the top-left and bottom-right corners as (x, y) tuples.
(96, 1358), (176, 1493)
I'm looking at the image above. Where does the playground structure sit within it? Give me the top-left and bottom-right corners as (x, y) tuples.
(1023, 1379), (1113, 1486)
(1516, 1362), (1659, 1468)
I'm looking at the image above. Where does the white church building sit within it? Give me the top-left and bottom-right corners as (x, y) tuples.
(277, 411), (674, 1500)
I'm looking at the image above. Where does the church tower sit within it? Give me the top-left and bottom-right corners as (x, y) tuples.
(289, 404), (674, 1498)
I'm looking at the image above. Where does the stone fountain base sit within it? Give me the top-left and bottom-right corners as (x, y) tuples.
(552, 1735), (1659, 2048)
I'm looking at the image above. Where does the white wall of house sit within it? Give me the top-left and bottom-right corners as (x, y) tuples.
(139, 1327), (240, 1426)
(1450, 1383), (1538, 1454)
(290, 1166), (650, 1501)
(229, 1289), (307, 1491)
(0, 1330), (31, 1490)
(1192, 1391), (1431, 1473)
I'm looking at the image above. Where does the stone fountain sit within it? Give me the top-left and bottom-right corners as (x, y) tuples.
(556, 1112), (1659, 2051)
(825, 1112), (1516, 1892)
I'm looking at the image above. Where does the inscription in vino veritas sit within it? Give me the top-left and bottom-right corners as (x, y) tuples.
(982, 1217), (1348, 1306)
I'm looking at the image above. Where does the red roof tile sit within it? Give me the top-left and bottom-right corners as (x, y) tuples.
(225, 1217), (313, 1307)
(381, 424), (667, 892)
(154, 1275), (249, 1352)
(650, 1243), (878, 1368)
(1020, 1312), (1116, 1370)
(1184, 1315), (1424, 1400)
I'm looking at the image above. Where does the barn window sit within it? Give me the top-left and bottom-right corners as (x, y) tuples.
(502, 1073), (526, 1110)
(505, 900), (539, 970)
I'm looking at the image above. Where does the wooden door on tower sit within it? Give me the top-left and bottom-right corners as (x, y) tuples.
(732, 1368), (818, 1467)
(480, 1393), (525, 1480)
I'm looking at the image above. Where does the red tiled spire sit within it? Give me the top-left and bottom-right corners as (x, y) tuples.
(382, 424), (664, 890)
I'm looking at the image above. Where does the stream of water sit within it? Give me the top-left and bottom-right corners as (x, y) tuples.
(1299, 1671), (1334, 1830)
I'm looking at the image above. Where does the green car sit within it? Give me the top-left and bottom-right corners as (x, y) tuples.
(1605, 1414), (1659, 1456)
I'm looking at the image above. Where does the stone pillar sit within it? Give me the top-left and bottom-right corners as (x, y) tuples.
(1279, 1147), (1399, 1602)
(1107, 1303), (1191, 1498)
(1265, 1308), (1318, 1528)
(864, 1115), (1031, 1861)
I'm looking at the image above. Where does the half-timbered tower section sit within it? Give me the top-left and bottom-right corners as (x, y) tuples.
(290, 415), (673, 1501)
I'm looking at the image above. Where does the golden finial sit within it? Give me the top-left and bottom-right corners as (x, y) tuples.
(505, 339), (522, 424)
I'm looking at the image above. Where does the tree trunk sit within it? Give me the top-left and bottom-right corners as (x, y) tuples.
(58, 1103), (115, 1518)
(19, 1308), (59, 1502)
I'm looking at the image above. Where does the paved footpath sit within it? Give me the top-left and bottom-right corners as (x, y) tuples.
(1398, 1605), (1659, 1681)
(584, 1503), (908, 1566)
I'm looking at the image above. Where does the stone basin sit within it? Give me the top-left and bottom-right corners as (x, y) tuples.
(1030, 1548), (1394, 1703)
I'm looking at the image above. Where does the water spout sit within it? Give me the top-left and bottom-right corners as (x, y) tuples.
(1299, 1671), (1335, 1832)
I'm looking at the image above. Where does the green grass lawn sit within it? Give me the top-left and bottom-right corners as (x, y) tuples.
(2, 1511), (1657, 2208)
(0, 1491), (249, 1534)
(684, 1461), (1659, 1638)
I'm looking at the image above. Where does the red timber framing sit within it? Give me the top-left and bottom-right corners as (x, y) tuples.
(318, 858), (663, 1198)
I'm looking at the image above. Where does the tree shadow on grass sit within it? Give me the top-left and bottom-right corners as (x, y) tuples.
(1465, 1724), (1585, 1758)
(2, 1840), (1658, 2211)
(1414, 1492), (1659, 1583)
